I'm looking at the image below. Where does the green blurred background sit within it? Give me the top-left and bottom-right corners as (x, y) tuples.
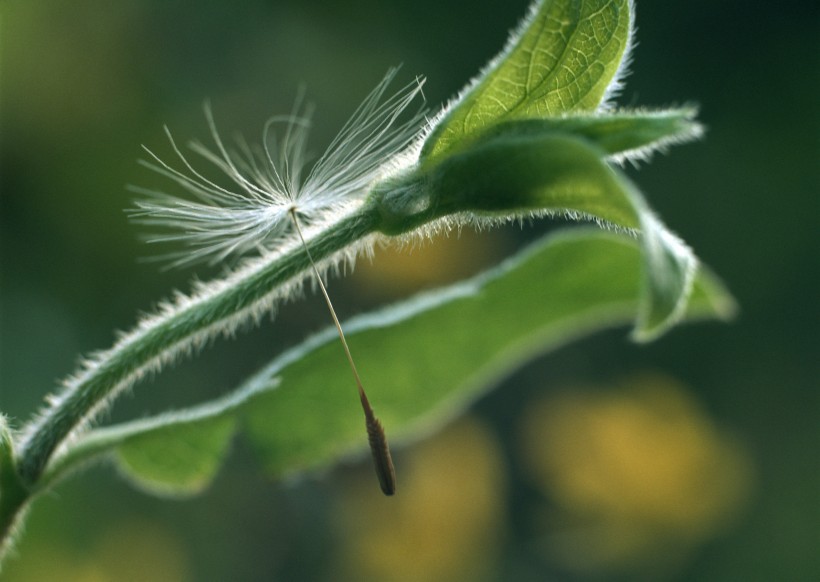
(1, 1), (817, 580)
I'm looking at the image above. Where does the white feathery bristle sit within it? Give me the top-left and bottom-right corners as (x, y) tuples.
(129, 69), (427, 269)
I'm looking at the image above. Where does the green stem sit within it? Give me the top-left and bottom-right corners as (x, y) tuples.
(0, 470), (28, 561)
(17, 208), (381, 486)
(1, 426), (29, 565)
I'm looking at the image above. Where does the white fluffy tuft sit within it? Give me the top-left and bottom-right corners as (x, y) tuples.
(129, 69), (427, 269)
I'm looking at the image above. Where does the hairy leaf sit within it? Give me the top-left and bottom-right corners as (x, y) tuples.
(433, 108), (703, 163)
(243, 230), (733, 481)
(40, 382), (274, 496)
(39, 231), (732, 496)
(423, 0), (633, 161)
(380, 130), (698, 337)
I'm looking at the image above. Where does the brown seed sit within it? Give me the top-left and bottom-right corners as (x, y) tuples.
(361, 390), (396, 496)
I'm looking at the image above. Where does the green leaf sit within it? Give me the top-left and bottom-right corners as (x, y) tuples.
(438, 108), (703, 163)
(243, 230), (734, 481)
(114, 417), (236, 497)
(41, 231), (733, 498)
(423, 0), (633, 162)
(379, 130), (698, 336)
(379, 132), (642, 235)
(39, 382), (275, 497)
(633, 211), (698, 340)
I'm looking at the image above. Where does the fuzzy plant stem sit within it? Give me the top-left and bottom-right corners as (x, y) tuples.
(17, 208), (382, 487)
(0, 425), (28, 557)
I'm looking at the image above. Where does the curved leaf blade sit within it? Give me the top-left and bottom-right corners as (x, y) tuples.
(40, 382), (275, 496)
(115, 416), (236, 497)
(634, 211), (698, 340)
(244, 230), (734, 480)
(423, 0), (633, 162)
(440, 108), (703, 163)
(45, 231), (732, 497)
(384, 130), (700, 335)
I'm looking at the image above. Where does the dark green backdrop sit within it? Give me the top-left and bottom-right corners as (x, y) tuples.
(1, 1), (817, 580)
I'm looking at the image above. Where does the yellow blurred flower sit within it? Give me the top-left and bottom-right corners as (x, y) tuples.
(333, 417), (506, 582)
(519, 373), (753, 574)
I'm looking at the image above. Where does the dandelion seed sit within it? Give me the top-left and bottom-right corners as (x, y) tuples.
(130, 70), (417, 494)
(290, 208), (396, 495)
(129, 69), (427, 268)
